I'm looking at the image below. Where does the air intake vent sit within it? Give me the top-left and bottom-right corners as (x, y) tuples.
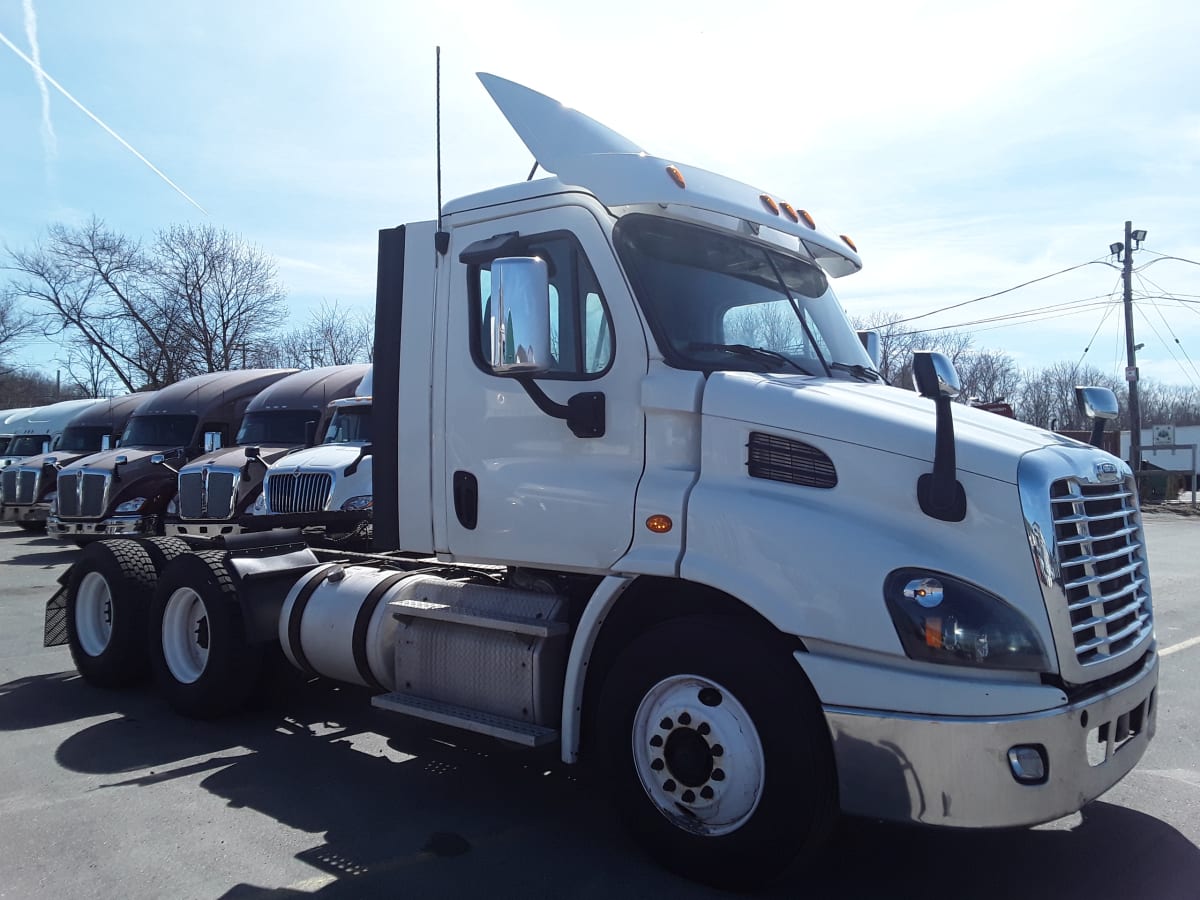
(747, 432), (837, 488)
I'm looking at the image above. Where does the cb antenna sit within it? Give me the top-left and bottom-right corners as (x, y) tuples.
(434, 46), (449, 254)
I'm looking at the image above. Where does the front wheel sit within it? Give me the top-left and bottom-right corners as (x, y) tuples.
(595, 616), (837, 890)
(149, 550), (263, 719)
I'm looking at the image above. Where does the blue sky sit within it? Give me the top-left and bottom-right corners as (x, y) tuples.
(2, 0), (1198, 389)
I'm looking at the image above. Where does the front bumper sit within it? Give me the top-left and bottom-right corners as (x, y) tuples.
(1, 503), (49, 524)
(47, 514), (160, 540)
(237, 510), (369, 532)
(822, 650), (1158, 828)
(165, 518), (245, 539)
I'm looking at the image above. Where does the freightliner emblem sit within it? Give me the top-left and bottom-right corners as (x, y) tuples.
(1094, 461), (1120, 483)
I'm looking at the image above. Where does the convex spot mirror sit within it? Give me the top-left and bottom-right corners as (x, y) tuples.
(489, 256), (551, 375)
(912, 351), (962, 400)
(1075, 386), (1118, 421)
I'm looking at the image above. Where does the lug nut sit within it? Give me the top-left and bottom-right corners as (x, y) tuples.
(649, 735), (663, 748)
(682, 790), (696, 803)
(663, 779), (676, 793)
(660, 717), (673, 730)
(678, 712), (692, 726)
(650, 758), (664, 771)
(700, 786), (714, 800)
(711, 769), (726, 782)
(697, 722), (710, 736)
(711, 744), (724, 757)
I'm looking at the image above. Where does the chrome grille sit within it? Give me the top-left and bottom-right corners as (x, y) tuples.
(15, 468), (40, 504)
(1050, 476), (1153, 667)
(266, 472), (332, 514)
(79, 472), (108, 518)
(179, 469), (239, 520)
(58, 472), (80, 516)
(0, 468), (14, 504)
(179, 471), (204, 519)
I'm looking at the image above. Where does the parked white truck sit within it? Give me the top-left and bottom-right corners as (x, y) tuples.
(242, 368), (374, 539)
(0, 407), (35, 457)
(48, 74), (1157, 889)
(0, 399), (108, 470)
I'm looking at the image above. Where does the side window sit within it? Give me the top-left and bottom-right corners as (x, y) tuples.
(473, 232), (614, 378)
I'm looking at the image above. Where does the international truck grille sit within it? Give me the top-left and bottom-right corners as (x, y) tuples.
(1050, 476), (1152, 667)
(0, 468), (15, 504)
(57, 471), (108, 518)
(746, 432), (837, 488)
(266, 472), (332, 514)
(13, 468), (40, 504)
(178, 470), (238, 520)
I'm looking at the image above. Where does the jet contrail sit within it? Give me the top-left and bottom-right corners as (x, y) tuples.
(0, 27), (208, 215)
(22, 0), (56, 158)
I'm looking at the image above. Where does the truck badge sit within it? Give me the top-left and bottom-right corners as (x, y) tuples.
(1094, 461), (1120, 483)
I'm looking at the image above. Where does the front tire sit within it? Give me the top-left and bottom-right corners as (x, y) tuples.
(149, 550), (263, 719)
(596, 616), (837, 890)
(66, 540), (157, 687)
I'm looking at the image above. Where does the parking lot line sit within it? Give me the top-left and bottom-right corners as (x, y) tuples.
(1160, 635), (1200, 658)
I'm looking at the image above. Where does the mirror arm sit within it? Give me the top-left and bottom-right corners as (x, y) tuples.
(515, 376), (606, 439)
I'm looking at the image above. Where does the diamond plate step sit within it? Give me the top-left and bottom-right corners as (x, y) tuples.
(371, 692), (559, 747)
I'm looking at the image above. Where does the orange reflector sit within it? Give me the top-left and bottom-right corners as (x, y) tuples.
(799, 209), (816, 230)
(780, 202), (800, 223)
(840, 234), (858, 252)
(666, 166), (686, 189)
(760, 194), (780, 215)
(646, 515), (673, 534)
(924, 618), (943, 649)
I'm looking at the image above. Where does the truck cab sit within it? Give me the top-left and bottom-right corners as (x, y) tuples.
(242, 368), (374, 540)
(0, 399), (108, 470)
(0, 407), (35, 457)
(166, 365), (369, 539)
(1, 393), (151, 531)
(48, 370), (294, 541)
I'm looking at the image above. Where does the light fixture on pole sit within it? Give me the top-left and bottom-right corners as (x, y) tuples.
(1109, 241), (1123, 258)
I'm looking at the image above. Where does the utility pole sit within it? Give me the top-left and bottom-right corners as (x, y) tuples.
(1119, 221), (1145, 478)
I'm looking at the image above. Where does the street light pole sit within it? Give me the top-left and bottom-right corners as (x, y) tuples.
(1121, 220), (1143, 478)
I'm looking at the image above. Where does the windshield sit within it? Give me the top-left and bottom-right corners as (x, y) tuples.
(236, 410), (320, 447)
(613, 214), (874, 377)
(58, 425), (111, 453)
(7, 434), (51, 457)
(0, 437), (8, 455)
(121, 414), (198, 448)
(323, 406), (371, 444)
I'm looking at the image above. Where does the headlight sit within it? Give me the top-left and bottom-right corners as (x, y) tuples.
(49, 494), (58, 514)
(884, 569), (1050, 671)
(252, 492), (267, 514)
(340, 495), (373, 512)
(115, 497), (148, 514)
(166, 496), (178, 515)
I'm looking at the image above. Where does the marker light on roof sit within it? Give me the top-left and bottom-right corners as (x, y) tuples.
(799, 209), (816, 230)
(780, 202), (800, 223)
(760, 194), (780, 215)
(666, 165), (686, 189)
(840, 234), (858, 252)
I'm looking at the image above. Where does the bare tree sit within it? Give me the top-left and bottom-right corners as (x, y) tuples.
(7, 218), (288, 389)
(956, 348), (1021, 404)
(0, 288), (36, 376)
(262, 300), (373, 369)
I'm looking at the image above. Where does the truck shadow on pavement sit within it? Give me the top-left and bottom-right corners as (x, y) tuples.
(4, 670), (1199, 900)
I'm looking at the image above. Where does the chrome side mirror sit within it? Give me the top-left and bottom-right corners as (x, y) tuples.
(101, 434), (112, 451)
(912, 351), (961, 400)
(856, 330), (881, 368)
(489, 257), (551, 374)
(151, 454), (166, 465)
(204, 431), (223, 453)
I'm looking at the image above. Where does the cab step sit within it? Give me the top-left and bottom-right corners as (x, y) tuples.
(371, 692), (559, 747)
(388, 595), (568, 638)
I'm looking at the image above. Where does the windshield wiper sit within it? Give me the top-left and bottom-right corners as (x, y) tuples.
(688, 342), (814, 375)
(829, 361), (885, 383)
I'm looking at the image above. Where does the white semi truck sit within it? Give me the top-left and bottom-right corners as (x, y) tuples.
(0, 399), (108, 470)
(47, 74), (1157, 889)
(242, 368), (374, 540)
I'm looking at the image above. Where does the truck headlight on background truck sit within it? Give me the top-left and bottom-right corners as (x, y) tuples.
(115, 497), (148, 514)
(47, 491), (57, 514)
(252, 493), (267, 514)
(884, 569), (1050, 671)
(340, 495), (373, 512)
(166, 496), (178, 515)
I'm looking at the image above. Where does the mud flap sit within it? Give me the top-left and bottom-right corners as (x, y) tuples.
(44, 585), (68, 647)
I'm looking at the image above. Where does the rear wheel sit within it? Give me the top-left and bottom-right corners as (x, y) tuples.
(139, 536), (190, 573)
(149, 550), (263, 718)
(66, 540), (157, 687)
(596, 616), (837, 890)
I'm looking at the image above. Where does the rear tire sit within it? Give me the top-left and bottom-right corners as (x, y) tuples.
(149, 550), (263, 719)
(139, 536), (190, 573)
(66, 540), (157, 687)
(595, 615), (837, 890)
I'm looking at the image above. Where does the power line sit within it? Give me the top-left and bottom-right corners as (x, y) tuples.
(900, 290), (1119, 334)
(1133, 273), (1200, 386)
(885, 258), (1105, 326)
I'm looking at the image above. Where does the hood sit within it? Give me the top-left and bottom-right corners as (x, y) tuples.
(703, 373), (1083, 484)
(62, 446), (168, 474)
(267, 443), (369, 474)
(180, 444), (294, 474)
